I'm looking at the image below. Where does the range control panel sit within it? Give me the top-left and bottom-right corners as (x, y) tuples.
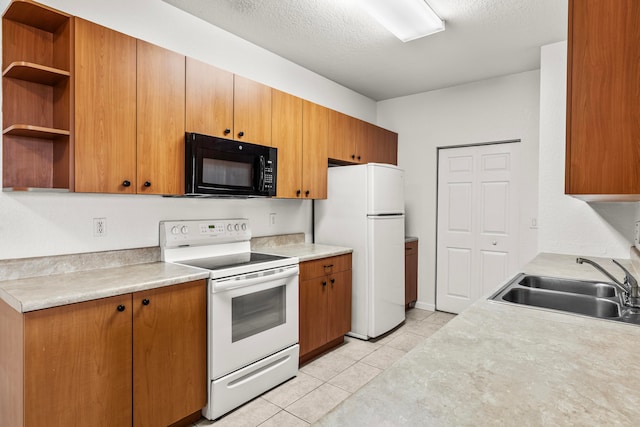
(160, 219), (251, 248)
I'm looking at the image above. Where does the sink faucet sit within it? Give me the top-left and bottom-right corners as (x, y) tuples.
(576, 257), (640, 308)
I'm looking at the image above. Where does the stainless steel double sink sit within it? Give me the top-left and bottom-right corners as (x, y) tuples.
(490, 273), (640, 325)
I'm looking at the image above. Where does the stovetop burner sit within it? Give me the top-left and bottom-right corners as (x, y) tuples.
(177, 252), (290, 271)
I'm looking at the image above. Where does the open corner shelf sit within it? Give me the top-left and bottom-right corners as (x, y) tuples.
(3, 124), (70, 139)
(3, 61), (70, 85)
(3, 0), (70, 32)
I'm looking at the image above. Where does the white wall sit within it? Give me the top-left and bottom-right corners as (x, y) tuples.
(538, 41), (635, 258)
(30, 0), (377, 120)
(0, 0), (377, 260)
(377, 71), (541, 310)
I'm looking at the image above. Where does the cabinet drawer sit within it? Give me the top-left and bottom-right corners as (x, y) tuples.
(405, 240), (418, 255)
(300, 253), (352, 280)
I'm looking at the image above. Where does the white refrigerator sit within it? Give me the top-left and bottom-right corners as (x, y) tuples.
(315, 163), (405, 339)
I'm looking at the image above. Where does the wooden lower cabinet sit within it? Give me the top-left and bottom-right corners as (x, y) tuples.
(133, 281), (207, 427)
(24, 293), (133, 427)
(0, 279), (206, 427)
(299, 254), (352, 364)
(405, 240), (418, 308)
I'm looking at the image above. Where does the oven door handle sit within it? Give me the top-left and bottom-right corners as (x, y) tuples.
(213, 266), (299, 292)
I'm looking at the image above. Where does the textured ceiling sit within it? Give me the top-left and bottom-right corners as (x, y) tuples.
(163, 0), (568, 101)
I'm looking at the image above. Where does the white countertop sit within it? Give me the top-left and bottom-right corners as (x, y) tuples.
(0, 262), (209, 313)
(256, 243), (352, 263)
(316, 252), (640, 425)
(0, 241), (352, 313)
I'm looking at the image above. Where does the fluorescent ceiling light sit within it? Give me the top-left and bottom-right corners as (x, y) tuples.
(360, 0), (445, 42)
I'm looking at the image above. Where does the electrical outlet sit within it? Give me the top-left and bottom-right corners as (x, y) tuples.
(269, 213), (276, 227)
(94, 217), (107, 237)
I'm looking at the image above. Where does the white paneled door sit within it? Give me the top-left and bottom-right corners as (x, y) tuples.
(436, 143), (519, 314)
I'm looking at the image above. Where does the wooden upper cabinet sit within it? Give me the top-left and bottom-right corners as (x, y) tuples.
(328, 110), (398, 166)
(355, 120), (374, 164)
(74, 18), (136, 193)
(272, 91), (331, 200)
(272, 89), (303, 198)
(328, 109), (355, 163)
(234, 75), (272, 146)
(136, 40), (185, 195)
(371, 126), (398, 165)
(185, 57), (234, 138)
(302, 100), (328, 199)
(565, 0), (640, 199)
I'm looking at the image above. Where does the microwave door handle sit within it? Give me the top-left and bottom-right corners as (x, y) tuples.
(258, 156), (266, 191)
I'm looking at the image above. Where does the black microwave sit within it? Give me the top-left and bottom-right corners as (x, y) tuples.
(185, 133), (277, 197)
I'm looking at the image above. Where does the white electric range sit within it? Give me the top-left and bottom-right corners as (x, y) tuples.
(160, 219), (299, 420)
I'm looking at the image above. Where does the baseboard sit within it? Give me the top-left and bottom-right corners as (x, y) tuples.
(414, 301), (435, 311)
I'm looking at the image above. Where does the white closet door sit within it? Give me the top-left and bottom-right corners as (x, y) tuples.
(436, 143), (519, 314)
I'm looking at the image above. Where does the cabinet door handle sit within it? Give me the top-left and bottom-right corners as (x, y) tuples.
(357, 155), (361, 161)
(224, 128), (231, 135)
(142, 298), (150, 306)
(122, 180), (131, 187)
(324, 264), (334, 270)
(296, 189), (301, 197)
(322, 280), (327, 287)
(144, 181), (151, 187)
(351, 154), (355, 160)
(117, 305), (126, 312)
(330, 278), (335, 285)
(238, 131), (245, 137)
(305, 190), (310, 197)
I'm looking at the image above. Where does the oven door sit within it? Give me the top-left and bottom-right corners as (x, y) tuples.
(185, 133), (276, 197)
(209, 265), (299, 379)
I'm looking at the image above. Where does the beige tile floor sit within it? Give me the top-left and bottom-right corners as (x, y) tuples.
(194, 308), (456, 426)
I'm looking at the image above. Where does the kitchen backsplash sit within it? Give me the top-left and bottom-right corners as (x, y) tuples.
(0, 247), (159, 281)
